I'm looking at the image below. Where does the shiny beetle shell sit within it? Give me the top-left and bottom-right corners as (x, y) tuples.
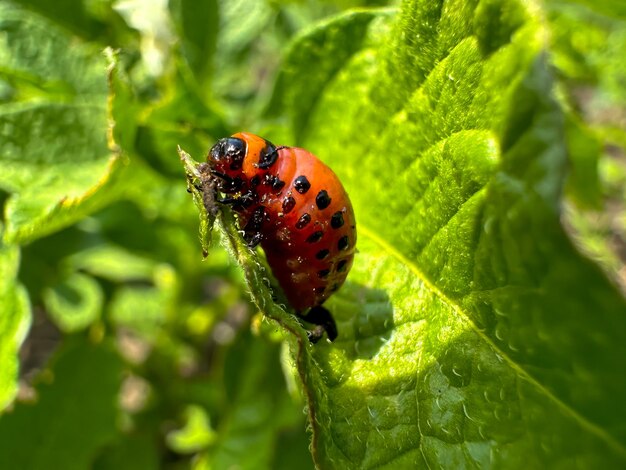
(205, 132), (356, 340)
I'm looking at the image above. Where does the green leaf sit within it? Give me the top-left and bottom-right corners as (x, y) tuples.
(214, 0), (273, 57)
(0, 4), (131, 244)
(204, 332), (313, 470)
(93, 432), (159, 470)
(43, 272), (103, 333)
(169, 0), (219, 87)
(109, 285), (168, 338)
(546, 0), (626, 21)
(166, 405), (217, 454)
(65, 244), (158, 283)
(199, 1), (626, 467)
(140, 69), (226, 178)
(0, 338), (123, 469)
(106, 48), (139, 157)
(267, 8), (393, 142)
(9, 0), (107, 40)
(0, 242), (31, 411)
(563, 113), (602, 208)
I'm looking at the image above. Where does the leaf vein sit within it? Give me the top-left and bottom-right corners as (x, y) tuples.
(359, 224), (626, 458)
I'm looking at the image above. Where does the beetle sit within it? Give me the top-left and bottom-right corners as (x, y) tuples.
(200, 132), (356, 342)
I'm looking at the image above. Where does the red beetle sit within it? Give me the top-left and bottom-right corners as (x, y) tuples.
(202, 132), (356, 341)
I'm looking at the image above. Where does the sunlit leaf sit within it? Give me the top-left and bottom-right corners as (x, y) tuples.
(0, 5), (132, 244)
(65, 244), (158, 283)
(209, 1), (626, 467)
(0, 242), (31, 411)
(267, 8), (392, 141)
(166, 404), (216, 454)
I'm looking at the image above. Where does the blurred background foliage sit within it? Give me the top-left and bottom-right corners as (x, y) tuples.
(0, 0), (625, 468)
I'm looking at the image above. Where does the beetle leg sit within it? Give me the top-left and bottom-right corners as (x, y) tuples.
(210, 169), (232, 182)
(244, 232), (263, 248)
(299, 306), (337, 342)
(217, 197), (238, 204)
(242, 206), (266, 248)
(306, 326), (326, 344)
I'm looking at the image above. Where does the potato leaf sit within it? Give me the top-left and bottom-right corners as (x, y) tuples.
(0, 242), (31, 411)
(0, 4), (132, 244)
(215, 1), (626, 467)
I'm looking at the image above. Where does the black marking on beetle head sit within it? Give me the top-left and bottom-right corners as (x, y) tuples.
(208, 137), (246, 170)
(250, 175), (261, 187)
(316, 190), (331, 210)
(330, 211), (344, 229)
(257, 141), (279, 169)
(315, 249), (330, 260)
(294, 175), (311, 194)
(336, 259), (348, 272)
(330, 283), (340, 292)
(313, 286), (326, 295)
(295, 213), (311, 229)
(338, 235), (350, 251)
(306, 231), (324, 244)
(282, 196), (296, 214)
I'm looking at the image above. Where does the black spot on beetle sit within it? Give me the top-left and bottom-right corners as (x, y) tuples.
(317, 269), (330, 279)
(282, 196), (296, 214)
(294, 175), (311, 194)
(338, 235), (349, 251)
(330, 211), (344, 229)
(336, 259), (348, 272)
(315, 249), (329, 260)
(316, 190), (331, 210)
(264, 174), (285, 191)
(306, 231), (324, 243)
(296, 213), (311, 229)
(313, 286), (325, 295)
(250, 175), (260, 187)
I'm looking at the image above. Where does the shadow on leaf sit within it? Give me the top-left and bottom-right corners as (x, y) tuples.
(328, 280), (394, 360)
